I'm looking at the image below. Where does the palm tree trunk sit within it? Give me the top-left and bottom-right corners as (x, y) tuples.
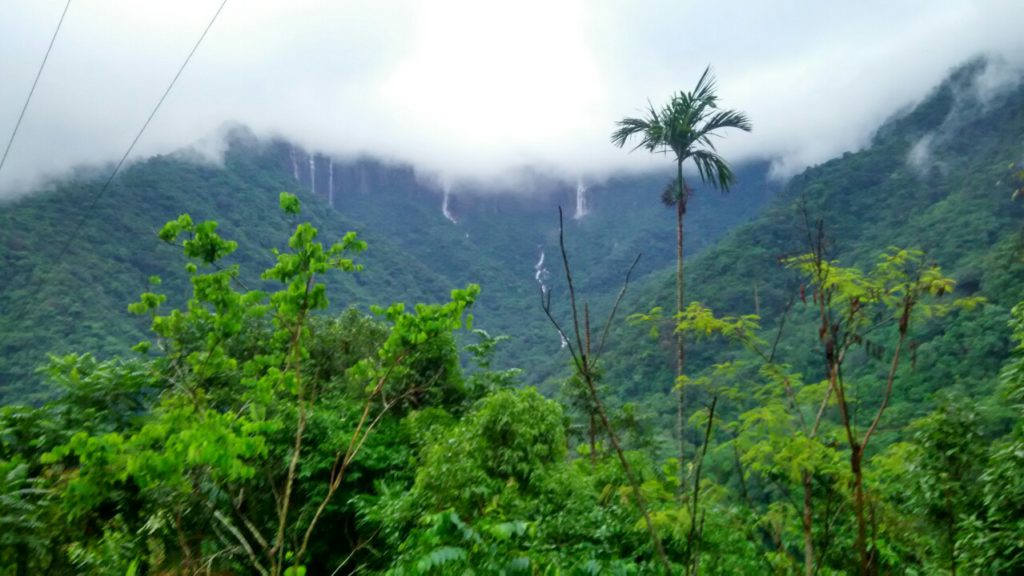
(676, 160), (687, 499)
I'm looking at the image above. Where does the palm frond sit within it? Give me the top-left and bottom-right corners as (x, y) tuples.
(611, 64), (749, 192)
(690, 65), (719, 108)
(611, 102), (665, 152)
(691, 149), (736, 192)
(611, 117), (650, 148)
(693, 109), (752, 152)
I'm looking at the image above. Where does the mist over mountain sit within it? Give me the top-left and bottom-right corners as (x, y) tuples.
(3, 2), (1024, 197)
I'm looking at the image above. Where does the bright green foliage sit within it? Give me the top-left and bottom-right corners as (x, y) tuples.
(1001, 300), (1024, 404)
(736, 398), (842, 485)
(958, 431), (1024, 574)
(674, 302), (764, 351)
(784, 248), (983, 322)
(367, 385), (684, 573)
(0, 195), (488, 575)
(409, 388), (566, 516)
(5, 59), (1024, 575)
(873, 401), (984, 573)
(465, 329), (523, 393)
(951, 302), (1024, 574)
(279, 191), (301, 215)
(2, 212), (1024, 575)
(387, 511), (535, 575)
(382, 388), (564, 572)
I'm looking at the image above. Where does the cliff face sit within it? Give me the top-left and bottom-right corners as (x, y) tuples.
(269, 136), (777, 292)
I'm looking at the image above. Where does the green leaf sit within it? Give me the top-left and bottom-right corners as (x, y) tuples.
(279, 191), (301, 214)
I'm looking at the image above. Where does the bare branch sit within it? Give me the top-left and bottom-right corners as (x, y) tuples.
(557, 207), (586, 357)
(594, 253), (642, 363)
(541, 208), (671, 575)
(213, 510), (269, 576)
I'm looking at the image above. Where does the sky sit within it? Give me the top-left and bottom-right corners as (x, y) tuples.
(1, 0), (1023, 197)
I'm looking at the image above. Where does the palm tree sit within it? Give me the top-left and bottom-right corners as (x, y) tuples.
(611, 66), (751, 496)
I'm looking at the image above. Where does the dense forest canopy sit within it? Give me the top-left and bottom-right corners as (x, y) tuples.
(3, 52), (1024, 576)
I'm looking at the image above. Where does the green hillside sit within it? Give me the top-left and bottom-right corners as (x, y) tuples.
(0, 140), (456, 402)
(597, 59), (1024, 399)
(5, 59), (1024, 575)
(0, 133), (776, 402)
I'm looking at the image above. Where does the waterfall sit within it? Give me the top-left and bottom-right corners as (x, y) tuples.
(441, 182), (457, 224)
(308, 155), (316, 197)
(534, 247), (567, 348)
(573, 178), (589, 220)
(290, 147), (299, 181)
(534, 249), (549, 294)
(327, 158), (334, 208)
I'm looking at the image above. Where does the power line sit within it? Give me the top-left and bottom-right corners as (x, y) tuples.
(52, 0), (229, 268)
(0, 0), (72, 177)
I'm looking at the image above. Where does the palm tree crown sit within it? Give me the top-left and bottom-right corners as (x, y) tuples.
(611, 66), (752, 202)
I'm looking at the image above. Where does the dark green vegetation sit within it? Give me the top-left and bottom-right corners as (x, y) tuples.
(0, 131), (776, 403)
(3, 58), (1024, 574)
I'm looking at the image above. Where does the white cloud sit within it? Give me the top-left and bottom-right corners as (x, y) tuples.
(1, 0), (1022, 197)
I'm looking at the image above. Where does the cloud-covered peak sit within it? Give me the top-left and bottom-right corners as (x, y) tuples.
(1, 1), (1023, 198)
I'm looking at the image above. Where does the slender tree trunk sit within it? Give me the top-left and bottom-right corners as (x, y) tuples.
(851, 446), (868, 576)
(586, 368), (672, 575)
(688, 395), (717, 576)
(802, 471), (815, 576)
(543, 208), (670, 574)
(589, 411), (597, 469)
(855, 312), (907, 576)
(948, 514), (957, 576)
(733, 439), (751, 506)
(832, 363), (869, 576)
(676, 161), (688, 498)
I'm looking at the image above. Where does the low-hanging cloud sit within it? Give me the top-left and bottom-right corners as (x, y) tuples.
(1, 0), (1023, 198)
(907, 57), (1023, 175)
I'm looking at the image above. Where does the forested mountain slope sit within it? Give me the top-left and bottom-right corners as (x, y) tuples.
(0, 132), (776, 402)
(596, 59), (1024, 425)
(0, 142), (453, 401)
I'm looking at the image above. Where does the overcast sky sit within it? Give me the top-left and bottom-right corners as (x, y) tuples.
(1, 0), (1022, 197)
